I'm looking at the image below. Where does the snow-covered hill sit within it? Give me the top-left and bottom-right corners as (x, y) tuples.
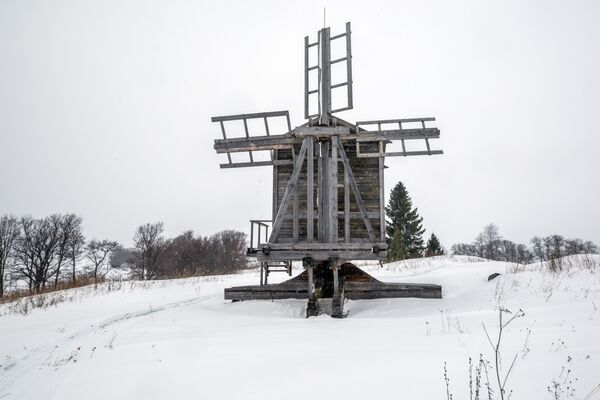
(1, 256), (599, 399)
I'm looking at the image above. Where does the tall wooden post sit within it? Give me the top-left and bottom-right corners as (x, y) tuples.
(318, 27), (331, 126)
(331, 258), (343, 318)
(306, 258), (318, 317)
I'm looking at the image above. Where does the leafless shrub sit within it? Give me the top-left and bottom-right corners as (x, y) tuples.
(482, 308), (526, 400)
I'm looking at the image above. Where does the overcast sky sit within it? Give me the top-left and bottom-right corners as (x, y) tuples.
(1, 0), (598, 249)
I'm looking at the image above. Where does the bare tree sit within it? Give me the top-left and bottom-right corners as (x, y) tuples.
(86, 239), (119, 281)
(0, 215), (20, 298)
(530, 236), (545, 262)
(13, 215), (63, 292)
(132, 222), (167, 280)
(53, 214), (83, 287)
(583, 240), (598, 254)
(475, 224), (502, 260)
(68, 228), (85, 283)
(109, 245), (135, 269)
(215, 230), (247, 273)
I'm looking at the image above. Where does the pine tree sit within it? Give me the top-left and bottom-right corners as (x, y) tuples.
(425, 233), (444, 257)
(387, 229), (407, 262)
(385, 181), (425, 261)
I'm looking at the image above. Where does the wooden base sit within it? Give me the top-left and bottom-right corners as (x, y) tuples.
(224, 263), (442, 307)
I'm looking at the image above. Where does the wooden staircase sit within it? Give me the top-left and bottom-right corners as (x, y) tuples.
(260, 261), (292, 286)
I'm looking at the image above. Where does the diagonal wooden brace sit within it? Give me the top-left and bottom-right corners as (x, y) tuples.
(268, 137), (310, 243)
(334, 136), (375, 242)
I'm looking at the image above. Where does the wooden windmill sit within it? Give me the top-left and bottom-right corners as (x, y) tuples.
(212, 22), (443, 317)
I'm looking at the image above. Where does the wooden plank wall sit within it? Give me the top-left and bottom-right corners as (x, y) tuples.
(274, 140), (381, 243)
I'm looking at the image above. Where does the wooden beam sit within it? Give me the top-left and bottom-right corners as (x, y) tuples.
(268, 137), (310, 243)
(219, 160), (293, 169)
(304, 35), (310, 120)
(355, 128), (440, 142)
(334, 136), (375, 241)
(258, 250), (384, 262)
(357, 150), (444, 158)
(345, 21), (353, 110)
(344, 163), (350, 243)
(356, 117), (436, 125)
(214, 134), (295, 153)
(261, 243), (386, 250)
(329, 140), (338, 243)
(219, 121), (232, 164)
(378, 141), (385, 242)
(292, 126), (350, 136)
(211, 110), (289, 122)
(272, 150), (279, 221)
(292, 144), (299, 242)
(317, 142), (323, 243)
(307, 137), (314, 242)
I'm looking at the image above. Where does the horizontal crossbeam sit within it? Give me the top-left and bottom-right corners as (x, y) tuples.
(357, 150), (444, 158)
(356, 117), (436, 125)
(356, 128), (440, 142)
(211, 110), (289, 122)
(214, 134), (295, 153)
(219, 160), (293, 169)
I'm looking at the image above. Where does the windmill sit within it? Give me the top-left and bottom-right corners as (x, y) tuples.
(211, 22), (443, 317)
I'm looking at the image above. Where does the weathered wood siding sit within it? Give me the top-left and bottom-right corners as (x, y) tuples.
(274, 140), (381, 243)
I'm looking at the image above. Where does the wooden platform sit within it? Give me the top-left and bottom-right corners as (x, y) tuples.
(224, 263), (441, 301)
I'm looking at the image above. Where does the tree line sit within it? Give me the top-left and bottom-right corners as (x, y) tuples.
(451, 223), (598, 265)
(0, 214), (248, 298)
(383, 181), (598, 266)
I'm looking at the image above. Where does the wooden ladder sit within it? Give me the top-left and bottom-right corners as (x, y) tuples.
(260, 261), (292, 286)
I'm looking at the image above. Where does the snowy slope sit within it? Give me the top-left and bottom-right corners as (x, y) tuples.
(1, 256), (599, 400)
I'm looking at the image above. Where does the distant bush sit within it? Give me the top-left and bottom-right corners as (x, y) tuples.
(131, 223), (248, 280)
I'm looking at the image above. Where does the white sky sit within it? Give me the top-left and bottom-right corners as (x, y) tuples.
(1, 0), (599, 248)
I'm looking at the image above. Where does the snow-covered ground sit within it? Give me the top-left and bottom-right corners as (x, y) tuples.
(1, 255), (599, 399)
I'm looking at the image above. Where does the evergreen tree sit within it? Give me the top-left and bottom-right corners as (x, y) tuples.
(425, 233), (444, 257)
(385, 181), (425, 261)
(387, 229), (407, 262)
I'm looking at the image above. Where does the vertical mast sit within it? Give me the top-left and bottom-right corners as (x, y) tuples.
(318, 27), (331, 126)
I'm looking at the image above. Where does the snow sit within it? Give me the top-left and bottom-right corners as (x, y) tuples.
(1, 256), (599, 399)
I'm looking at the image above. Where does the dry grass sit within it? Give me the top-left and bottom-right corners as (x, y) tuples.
(0, 275), (107, 305)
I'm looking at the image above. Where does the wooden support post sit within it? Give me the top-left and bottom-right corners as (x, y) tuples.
(272, 150), (278, 222)
(319, 141), (330, 242)
(306, 258), (318, 317)
(258, 224), (261, 245)
(260, 262), (264, 286)
(331, 258), (344, 318)
(317, 142), (323, 242)
(293, 143), (299, 242)
(378, 141), (386, 242)
(344, 156), (350, 243)
(333, 264), (339, 297)
(329, 139), (338, 243)
(307, 137), (314, 242)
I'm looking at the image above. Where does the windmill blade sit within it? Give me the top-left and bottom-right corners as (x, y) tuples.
(355, 117), (443, 158)
(211, 110), (293, 168)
